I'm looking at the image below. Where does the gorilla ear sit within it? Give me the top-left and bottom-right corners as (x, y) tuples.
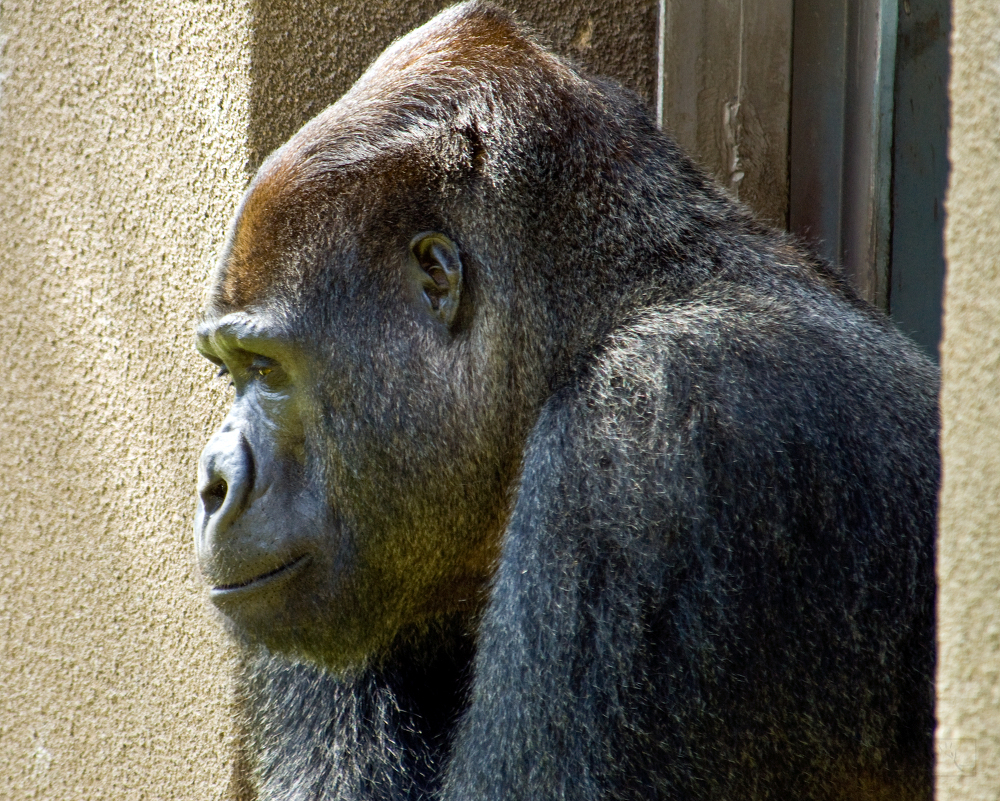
(408, 232), (463, 329)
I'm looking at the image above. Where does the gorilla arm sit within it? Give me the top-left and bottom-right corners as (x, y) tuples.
(445, 324), (713, 800)
(444, 295), (936, 801)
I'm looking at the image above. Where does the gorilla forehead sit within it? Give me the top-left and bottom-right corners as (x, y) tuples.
(213, 2), (581, 311)
(218, 151), (404, 312)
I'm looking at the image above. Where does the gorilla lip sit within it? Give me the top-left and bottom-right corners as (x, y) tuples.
(210, 555), (311, 599)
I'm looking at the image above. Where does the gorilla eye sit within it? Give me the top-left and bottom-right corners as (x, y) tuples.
(249, 358), (284, 386)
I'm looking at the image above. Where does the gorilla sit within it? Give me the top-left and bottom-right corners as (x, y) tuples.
(193, 3), (938, 799)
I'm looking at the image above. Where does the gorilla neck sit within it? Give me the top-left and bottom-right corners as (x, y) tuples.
(238, 615), (476, 800)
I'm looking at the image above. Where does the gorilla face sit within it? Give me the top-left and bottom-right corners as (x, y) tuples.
(194, 210), (518, 669)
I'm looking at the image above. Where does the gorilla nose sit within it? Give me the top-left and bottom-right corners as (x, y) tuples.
(196, 429), (255, 547)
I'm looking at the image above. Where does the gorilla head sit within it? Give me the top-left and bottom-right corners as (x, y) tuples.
(193, 5), (579, 667)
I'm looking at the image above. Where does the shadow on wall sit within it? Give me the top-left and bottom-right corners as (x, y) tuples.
(246, 0), (658, 173)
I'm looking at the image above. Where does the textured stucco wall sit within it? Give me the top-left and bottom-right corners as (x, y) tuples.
(936, 0), (1000, 797)
(0, 1), (250, 797)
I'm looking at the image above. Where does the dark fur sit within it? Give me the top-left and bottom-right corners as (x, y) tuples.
(202, 3), (938, 799)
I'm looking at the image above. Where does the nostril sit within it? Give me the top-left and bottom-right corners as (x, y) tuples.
(197, 429), (254, 532)
(202, 479), (228, 518)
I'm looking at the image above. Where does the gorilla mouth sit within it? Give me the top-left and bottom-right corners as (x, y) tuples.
(210, 555), (311, 598)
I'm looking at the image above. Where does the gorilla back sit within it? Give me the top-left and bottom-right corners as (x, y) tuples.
(193, 3), (938, 799)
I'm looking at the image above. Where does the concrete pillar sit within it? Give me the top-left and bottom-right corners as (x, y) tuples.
(936, 1), (1000, 797)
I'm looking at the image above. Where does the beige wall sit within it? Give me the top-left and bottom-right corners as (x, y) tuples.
(0, 0), (251, 796)
(936, 0), (1000, 796)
